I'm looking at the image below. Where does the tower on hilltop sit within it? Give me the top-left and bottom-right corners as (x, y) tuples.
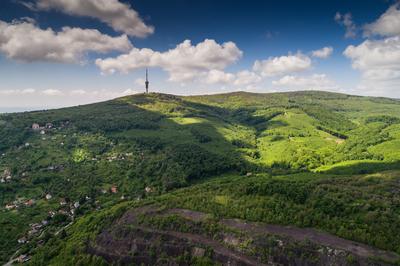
(145, 68), (149, 94)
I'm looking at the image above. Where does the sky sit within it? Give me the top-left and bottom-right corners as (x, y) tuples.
(0, 0), (400, 111)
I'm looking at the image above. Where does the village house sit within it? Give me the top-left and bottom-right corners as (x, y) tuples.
(45, 123), (53, 129)
(5, 204), (16, 210)
(58, 209), (69, 215)
(45, 194), (52, 200)
(17, 237), (27, 244)
(59, 198), (67, 206)
(17, 254), (30, 263)
(32, 123), (40, 130)
(3, 168), (11, 177)
(31, 223), (43, 230)
(111, 185), (118, 193)
(40, 130), (46, 135)
(145, 186), (153, 193)
(73, 201), (80, 208)
(24, 199), (35, 206)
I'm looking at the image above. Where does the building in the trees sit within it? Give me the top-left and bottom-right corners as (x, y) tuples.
(32, 123), (40, 130)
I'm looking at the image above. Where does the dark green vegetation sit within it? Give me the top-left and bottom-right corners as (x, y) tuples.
(1, 91), (400, 265)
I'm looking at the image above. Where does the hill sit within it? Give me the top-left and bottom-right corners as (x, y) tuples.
(1, 91), (400, 265)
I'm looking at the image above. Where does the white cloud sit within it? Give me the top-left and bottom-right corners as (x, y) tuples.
(272, 74), (339, 91)
(42, 89), (63, 96)
(0, 19), (132, 63)
(70, 89), (87, 95)
(23, 0), (154, 37)
(364, 3), (400, 37)
(0, 88), (36, 95)
(311, 46), (333, 59)
(253, 52), (312, 77)
(233, 70), (262, 86)
(204, 70), (235, 84)
(96, 39), (243, 82)
(344, 36), (400, 96)
(334, 12), (357, 38)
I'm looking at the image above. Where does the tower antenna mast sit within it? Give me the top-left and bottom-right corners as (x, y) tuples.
(145, 68), (149, 94)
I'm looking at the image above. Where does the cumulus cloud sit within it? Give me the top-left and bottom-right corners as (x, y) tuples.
(253, 52), (312, 77)
(96, 39), (243, 82)
(21, 0), (154, 37)
(344, 36), (400, 95)
(311, 46), (333, 59)
(203, 70), (261, 86)
(334, 12), (357, 38)
(204, 70), (235, 84)
(233, 70), (262, 86)
(272, 74), (339, 91)
(0, 19), (132, 63)
(364, 3), (400, 37)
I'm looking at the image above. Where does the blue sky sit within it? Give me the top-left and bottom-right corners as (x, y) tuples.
(0, 0), (399, 110)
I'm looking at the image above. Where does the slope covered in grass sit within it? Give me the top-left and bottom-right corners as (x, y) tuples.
(1, 91), (400, 264)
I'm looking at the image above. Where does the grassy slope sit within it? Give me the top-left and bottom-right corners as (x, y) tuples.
(1, 91), (400, 264)
(28, 170), (400, 265)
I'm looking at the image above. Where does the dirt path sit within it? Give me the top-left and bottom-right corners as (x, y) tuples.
(167, 208), (400, 263)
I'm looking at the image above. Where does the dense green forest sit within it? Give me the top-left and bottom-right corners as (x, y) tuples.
(1, 91), (400, 265)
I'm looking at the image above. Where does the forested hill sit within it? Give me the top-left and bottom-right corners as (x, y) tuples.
(1, 91), (400, 265)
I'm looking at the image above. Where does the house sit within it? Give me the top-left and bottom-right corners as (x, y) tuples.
(59, 198), (67, 206)
(45, 194), (52, 200)
(17, 254), (30, 263)
(3, 168), (11, 177)
(5, 204), (16, 210)
(145, 186), (153, 193)
(24, 199), (35, 206)
(111, 185), (118, 193)
(45, 123), (53, 129)
(32, 123), (40, 130)
(40, 130), (46, 135)
(17, 237), (27, 244)
(48, 211), (56, 217)
(73, 201), (80, 208)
